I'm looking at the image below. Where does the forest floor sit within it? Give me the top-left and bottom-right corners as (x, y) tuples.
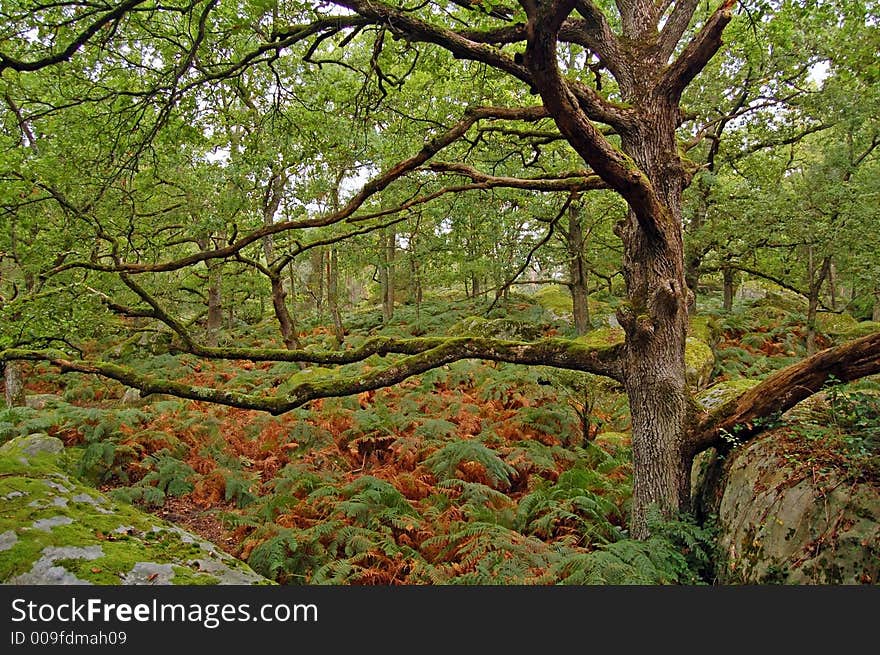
(2, 286), (878, 583)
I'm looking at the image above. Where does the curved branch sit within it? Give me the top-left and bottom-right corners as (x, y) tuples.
(1, 336), (624, 414)
(525, 4), (671, 239)
(43, 105), (549, 277)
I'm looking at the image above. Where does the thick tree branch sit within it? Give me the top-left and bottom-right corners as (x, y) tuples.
(426, 162), (608, 191)
(659, 0), (736, 100)
(525, 7), (672, 239)
(687, 330), (880, 454)
(658, 0), (700, 61)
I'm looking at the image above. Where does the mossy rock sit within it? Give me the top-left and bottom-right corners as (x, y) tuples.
(685, 337), (714, 388)
(696, 378), (761, 411)
(575, 326), (625, 349)
(739, 280), (808, 313)
(0, 434), (272, 585)
(694, 435), (879, 584)
(448, 315), (546, 341)
(531, 285), (615, 323)
(815, 311), (860, 336)
(532, 285), (573, 316)
(843, 321), (880, 339)
(689, 315), (721, 345)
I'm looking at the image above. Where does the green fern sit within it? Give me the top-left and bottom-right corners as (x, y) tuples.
(424, 440), (516, 488)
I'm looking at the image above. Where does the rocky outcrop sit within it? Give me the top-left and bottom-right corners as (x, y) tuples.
(0, 434), (271, 585)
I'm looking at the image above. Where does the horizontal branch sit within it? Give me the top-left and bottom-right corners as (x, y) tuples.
(1, 337), (624, 414)
(426, 162), (608, 191)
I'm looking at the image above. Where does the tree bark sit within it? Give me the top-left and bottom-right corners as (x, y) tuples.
(205, 262), (223, 347)
(4, 362), (26, 407)
(309, 249), (325, 317)
(873, 288), (880, 323)
(270, 274), (301, 350)
(805, 253), (831, 354)
(567, 202), (591, 335)
(327, 247), (344, 345)
(381, 230), (395, 323)
(722, 266), (735, 312)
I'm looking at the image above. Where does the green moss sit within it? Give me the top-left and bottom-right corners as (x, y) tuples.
(575, 326), (625, 349)
(696, 378), (761, 411)
(844, 321), (880, 339)
(815, 312), (860, 335)
(689, 315), (720, 344)
(171, 565), (221, 585)
(685, 337), (714, 387)
(532, 285), (573, 315)
(0, 435), (268, 585)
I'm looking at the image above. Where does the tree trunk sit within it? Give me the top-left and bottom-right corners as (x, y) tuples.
(205, 262), (223, 348)
(722, 266), (735, 312)
(873, 288), (880, 323)
(327, 248), (344, 345)
(381, 230), (395, 323)
(4, 362), (26, 407)
(270, 274), (301, 350)
(309, 249), (325, 318)
(805, 254), (831, 354)
(568, 202), (590, 335)
(617, 106), (691, 538)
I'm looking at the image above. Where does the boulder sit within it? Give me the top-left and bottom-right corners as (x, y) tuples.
(0, 435), (271, 585)
(692, 432), (879, 584)
(448, 315), (546, 341)
(24, 394), (62, 410)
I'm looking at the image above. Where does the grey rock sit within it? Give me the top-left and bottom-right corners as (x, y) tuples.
(122, 562), (175, 585)
(0, 530), (18, 551)
(8, 546), (103, 585)
(0, 433), (64, 459)
(24, 395), (62, 410)
(31, 516), (74, 531)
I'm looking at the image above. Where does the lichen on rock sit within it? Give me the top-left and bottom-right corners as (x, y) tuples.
(0, 434), (272, 585)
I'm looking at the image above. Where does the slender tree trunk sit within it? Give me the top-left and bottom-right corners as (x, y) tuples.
(270, 274), (301, 350)
(805, 254), (831, 354)
(722, 266), (735, 312)
(381, 230), (395, 323)
(309, 249), (325, 318)
(205, 262), (223, 347)
(828, 260), (837, 311)
(873, 288), (880, 323)
(567, 203), (590, 335)
(327, 248), (344, 345)
(4, 362), (26, 407)
(470, 273), (480, 299)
